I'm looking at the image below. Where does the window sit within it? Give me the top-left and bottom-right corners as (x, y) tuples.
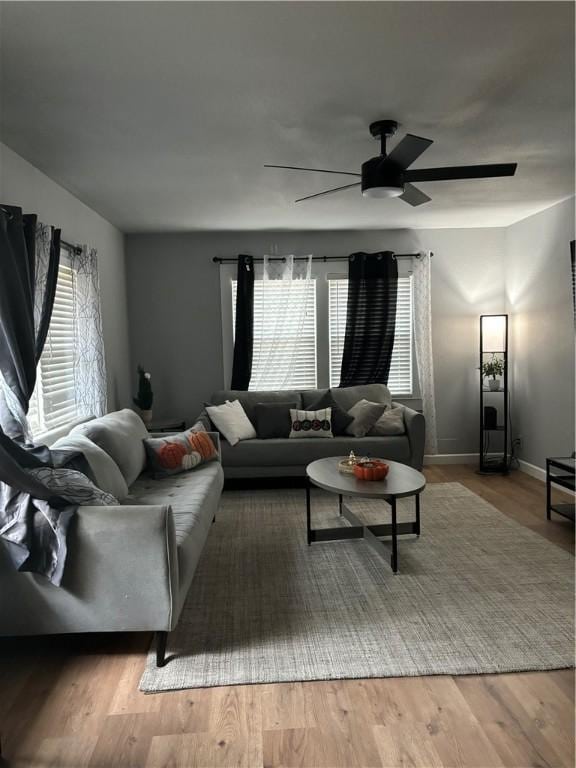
(223, 265), (416, 397)
(232, 278), (317, 389)
(28, 259), (79, 435)
(329, 276), (413, 394)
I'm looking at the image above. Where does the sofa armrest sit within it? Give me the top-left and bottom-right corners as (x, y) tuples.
(68, 504), (179, 630)
(394, 403), (425, 470)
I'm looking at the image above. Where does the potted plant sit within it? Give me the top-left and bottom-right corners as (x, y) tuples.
(482, 354), (505, 391)
(133, 365), (154, 425)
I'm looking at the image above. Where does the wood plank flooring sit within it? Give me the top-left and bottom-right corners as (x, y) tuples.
(0, 466), (573, 768)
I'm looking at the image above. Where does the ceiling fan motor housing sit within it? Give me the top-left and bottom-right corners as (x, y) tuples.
(361, 156), (404, 198)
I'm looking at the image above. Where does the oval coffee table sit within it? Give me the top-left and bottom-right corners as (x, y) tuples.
(306, 457), (426, 573)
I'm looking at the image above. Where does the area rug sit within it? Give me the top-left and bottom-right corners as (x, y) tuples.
(140, 482), (574, 692)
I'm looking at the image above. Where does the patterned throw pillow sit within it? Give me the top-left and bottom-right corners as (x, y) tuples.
(26, 467), (119, 506)
(289, 408), (333, 439)
(144, 429), (218, 478)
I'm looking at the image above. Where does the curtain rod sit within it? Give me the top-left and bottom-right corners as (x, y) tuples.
(1, 207), (83, 255)
(61, 239), (83, 255)
(213, 252), (430, 264)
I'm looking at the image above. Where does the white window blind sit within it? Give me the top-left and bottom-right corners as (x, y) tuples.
(28, 261), (79, 436)
(232, 278), (317, 390)
(329, 276), (413, 395)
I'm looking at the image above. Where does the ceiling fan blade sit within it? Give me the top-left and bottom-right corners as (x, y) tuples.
(404, 163), (517, 183)
(294, 182), (361, 203)
(399, 183), (431, 207)
(387, 134), (433, 170)
(265, 164), (360, 177)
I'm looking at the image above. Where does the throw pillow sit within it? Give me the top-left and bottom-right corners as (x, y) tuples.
(144, 429), (218, 477)
(369, 406), (406, 436)
(51, 434), (129, 501)
(205, 400), (257, 446)
(289, 408), (333, 439)
(308, 390), (354, 436)
(345, 399), (387, 438)
(26, 467), (119, 506)
(254, 402), (298, 439)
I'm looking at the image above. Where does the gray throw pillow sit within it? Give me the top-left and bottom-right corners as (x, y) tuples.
(369, 406), (406, 436)
(345, 399), (387, 437)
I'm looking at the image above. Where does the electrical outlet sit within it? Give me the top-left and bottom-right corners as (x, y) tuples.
(513, 436), (522, 449)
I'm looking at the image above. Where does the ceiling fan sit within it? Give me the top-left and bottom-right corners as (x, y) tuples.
(265, 120), (517, 206)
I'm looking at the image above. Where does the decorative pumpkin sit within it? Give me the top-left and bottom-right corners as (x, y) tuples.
(353, 460), (390, 482)
(187, 431), (217, 461)
(157, 441), (187, 470)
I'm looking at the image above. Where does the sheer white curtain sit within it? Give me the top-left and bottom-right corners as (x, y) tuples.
(413, 251), (438, 454)
(250, 255), (313, 390)
(69, 246), (107, 417)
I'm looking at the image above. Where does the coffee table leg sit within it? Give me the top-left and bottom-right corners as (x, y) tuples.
(415, 493), (421, 536)
(338, 494), (343, 516)
(306, 481), (311, 546)
(391, 497), (398, 573)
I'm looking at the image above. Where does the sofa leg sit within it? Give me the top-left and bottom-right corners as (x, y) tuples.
(156, 631), (168, 667)
(212, 514), (216, 524)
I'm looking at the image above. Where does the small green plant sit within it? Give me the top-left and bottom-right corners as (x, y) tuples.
(133, 365), (153, 410)
(481, 354), (504, 380)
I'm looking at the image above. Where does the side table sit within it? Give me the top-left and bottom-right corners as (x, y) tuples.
(546, 457), (575, 522)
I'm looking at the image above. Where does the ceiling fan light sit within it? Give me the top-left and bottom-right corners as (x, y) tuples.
(362, 186), (404, 199)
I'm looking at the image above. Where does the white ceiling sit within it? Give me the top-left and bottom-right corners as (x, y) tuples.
(1, 1), (574, 232)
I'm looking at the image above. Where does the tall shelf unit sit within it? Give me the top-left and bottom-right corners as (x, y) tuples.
(479, 314), (508, 474)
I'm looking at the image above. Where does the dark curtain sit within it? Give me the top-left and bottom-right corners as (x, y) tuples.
(339, 251), (398, 386)
(571, 240), (575, 328)
(230, 254), (254, 390)
(0, 205), (60, 439)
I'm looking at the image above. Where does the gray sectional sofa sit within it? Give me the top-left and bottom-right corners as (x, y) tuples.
(0, 409), (223, 666)
(198, 383), (425, 478)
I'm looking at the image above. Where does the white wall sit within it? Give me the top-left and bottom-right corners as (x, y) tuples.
(0, 143), (131, 410)
(126, 227), (506, 453)
(505, 197), (575, 469)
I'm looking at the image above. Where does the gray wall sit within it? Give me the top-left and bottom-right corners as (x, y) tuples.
(126, 227), (506, 453)
(505, 197), (575, 469)
(0, 143), (132, 410)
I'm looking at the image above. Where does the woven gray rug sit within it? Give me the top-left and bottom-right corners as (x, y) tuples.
(140, 482), (574, 692)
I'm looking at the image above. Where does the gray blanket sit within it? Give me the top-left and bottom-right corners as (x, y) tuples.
(0, 430), (88, 585)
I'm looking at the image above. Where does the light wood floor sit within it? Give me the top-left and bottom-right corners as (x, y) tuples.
(0, 466), (574, 768)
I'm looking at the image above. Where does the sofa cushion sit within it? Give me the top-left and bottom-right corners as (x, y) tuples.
(52, 433), (129, 501)
(307, 390), (354, 435)
(71, 409), (148, 486)
(220, 435), (411, 468)
(289, 408), (333, 438)
(346, 399), (387, 437)
(210, 390), (302, 427)
(301, 389), (328, 408)
(144, 429), (218, 477)
(254, 401), (298, 439)
(331, 384), (392, 412)
(206, 400), (257, 446)
(369, 406), (406, 436)
(127, 461), (224, 597)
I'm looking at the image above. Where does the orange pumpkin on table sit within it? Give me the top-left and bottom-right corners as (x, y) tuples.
(353, 460), (390, 482)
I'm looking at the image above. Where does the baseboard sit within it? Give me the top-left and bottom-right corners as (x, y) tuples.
(518, 459), (546, 483)
(424, 453), (478, 465)
(519, 459), (576, 496)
